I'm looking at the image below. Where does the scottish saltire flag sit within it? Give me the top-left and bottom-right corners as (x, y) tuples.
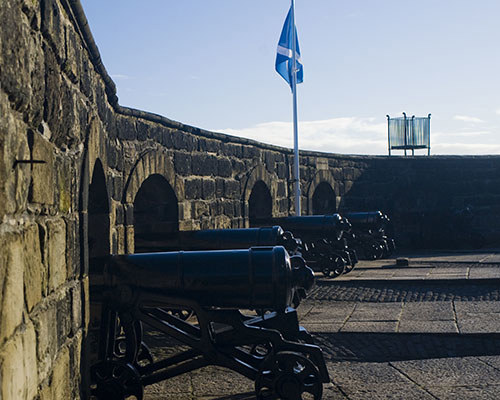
(275, 6), (303, 88)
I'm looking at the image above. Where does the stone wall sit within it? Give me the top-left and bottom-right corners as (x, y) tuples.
(2, 0), (500, 398)
(1, 0), (87, 397)
(301, 155), (500, 248)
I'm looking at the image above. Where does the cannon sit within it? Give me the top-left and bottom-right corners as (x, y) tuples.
(90, 247), (330, 400)
(258, 215), (358, 278)
(344, 211), (396, 259)
(135, 226), (302, 255)
(134, 226), (305, 310)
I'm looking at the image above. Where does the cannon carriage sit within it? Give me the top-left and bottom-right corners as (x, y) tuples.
(254, 214), (358, 278)
(343, 211), (396, 259)
(89, 247), (330, 400)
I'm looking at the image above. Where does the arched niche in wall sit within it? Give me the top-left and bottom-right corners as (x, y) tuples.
(88, 159), (110, 258)
(248, 181), (273, 227)
(242, 166), (278, 227)
(133, 174), (179, 253)
(86, 158), (111, 372)
(312, 182), (336, 215)
(307, 170), (337, 215)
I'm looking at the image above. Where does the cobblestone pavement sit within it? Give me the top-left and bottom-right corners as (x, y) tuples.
(143, 252), (500, 399)
(307, 279), (500, 302)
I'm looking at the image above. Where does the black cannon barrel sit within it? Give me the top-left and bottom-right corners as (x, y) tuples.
(344, 211), (389, 230)
(267, 214), (349, 240)
(102, 246), (313, 311)
(135, 226), (300, 254)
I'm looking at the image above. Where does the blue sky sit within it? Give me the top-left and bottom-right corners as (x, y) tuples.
(81, 0), (500, 155)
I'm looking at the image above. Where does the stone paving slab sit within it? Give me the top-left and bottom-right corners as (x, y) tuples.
(468, 266), (500, 279)
(397, 320), (458, 333)
(395, 251), (500, 263)
(351, 249), (500, 269)
(300, 301), (500, 334)
(401, 302), (455, 321)
(481, 254), (500, 263)
(424, 384), (500, 400)
(391, 356), (500, 386)
(334, 263), (500, 281)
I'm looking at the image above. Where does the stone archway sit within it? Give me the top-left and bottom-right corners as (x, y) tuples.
(242, 165), (279, 227)
(123, 150), (182, 252)
(133, 174), (179, 253)
(307, 170), (337, 215)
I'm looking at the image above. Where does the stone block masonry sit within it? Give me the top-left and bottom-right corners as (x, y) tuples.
(2, 0), (500, 398)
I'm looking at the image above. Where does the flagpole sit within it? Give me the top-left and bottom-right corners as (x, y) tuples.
(291, 0), (301, 216)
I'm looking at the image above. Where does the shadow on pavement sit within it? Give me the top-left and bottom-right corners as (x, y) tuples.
(314, 332), (500, 362)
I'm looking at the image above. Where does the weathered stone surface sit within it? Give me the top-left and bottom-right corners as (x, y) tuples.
(224, 180), (240, 199)
(23, 223), (43, 312)
(191, 153), (217, 176)
(23, 322), (39, 400)
(47, 219), (67, 292)
(0, 232), (25, 344)
(71, 285), (82, 335)
(115, 224), (125, 254)
(217, 158), (232, 177)
(0, 339), (24, 400)
(0, 104), (31, 216)
(30, 131), (55, 204)
(193, 201), (210, 219)
(50, 346), (71, 399)
(201, 178), (215, 199)
(32, 301), (57, 381)
(184, 178), (202, 200)
(174, 151), (191, 175)
(0, 321), (38, 400)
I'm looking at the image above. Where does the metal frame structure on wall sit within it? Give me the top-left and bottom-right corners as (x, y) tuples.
(387, 113), (431, 156)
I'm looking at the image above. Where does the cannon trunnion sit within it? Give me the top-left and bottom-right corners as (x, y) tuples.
(90, 247), (329, 400)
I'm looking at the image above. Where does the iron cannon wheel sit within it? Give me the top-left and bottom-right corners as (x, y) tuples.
(90, 360), (143, 400)
(332, 256), (346, 277)
(343, 262), (354, 273)
(255, 351), (323, 400)
(321, 267), (333, 278)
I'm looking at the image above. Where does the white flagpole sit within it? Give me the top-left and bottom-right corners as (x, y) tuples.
(291, 0), (301, 216)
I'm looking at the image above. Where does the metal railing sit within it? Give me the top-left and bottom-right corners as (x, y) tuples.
(387, 113), (431, 156)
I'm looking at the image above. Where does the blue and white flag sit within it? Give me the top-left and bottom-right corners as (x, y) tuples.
(275, 6), (303, 89)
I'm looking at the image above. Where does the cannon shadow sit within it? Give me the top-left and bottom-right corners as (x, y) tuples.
(313, 332), (500, 363)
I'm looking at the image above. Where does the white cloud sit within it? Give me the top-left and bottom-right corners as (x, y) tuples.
(110, 74), (133, 80)
(214, 117), (387, 155)
(214, 118), (500, 156)
(433, 130), (491, 138)
(432, 142), (500, 155)
(453, 115), (484, 123)
(496, 109), (500, 115)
